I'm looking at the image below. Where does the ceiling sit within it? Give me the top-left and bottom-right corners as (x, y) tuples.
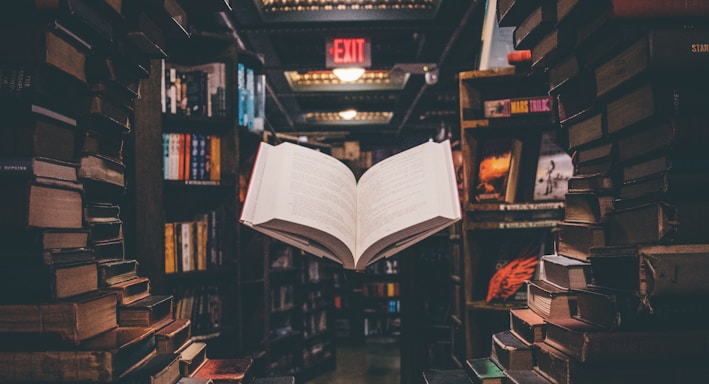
(225, 0), (488, 151)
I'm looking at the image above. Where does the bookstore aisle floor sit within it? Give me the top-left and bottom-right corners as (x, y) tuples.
(305, 338), (401, 384)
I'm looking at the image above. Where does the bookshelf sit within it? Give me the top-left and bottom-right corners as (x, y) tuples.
(400, 224), (462, 383)
(129, 6), (241, 356)
(458, 66), (567, 358)
(237, 231), (338, 380)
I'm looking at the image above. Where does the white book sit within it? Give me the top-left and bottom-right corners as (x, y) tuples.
(240, 140), (461, 271)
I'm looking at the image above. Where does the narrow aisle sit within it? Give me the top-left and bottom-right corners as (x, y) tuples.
(305, 338), (401, 384)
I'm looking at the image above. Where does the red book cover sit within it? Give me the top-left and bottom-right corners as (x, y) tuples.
(183, 133), (191, 181)
(178, 134), (185, 180)
(191, 358), (253, 383)
(611, 0), (709, 18)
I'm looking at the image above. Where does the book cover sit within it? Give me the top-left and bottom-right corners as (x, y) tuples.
(464, 357), (505, 384)
(533, 130), (573, 201)
(473, 137), (522, 203)
(191, 358), (254, 384)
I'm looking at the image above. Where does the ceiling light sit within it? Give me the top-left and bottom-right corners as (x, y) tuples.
(332, 67), (365, 82)
(338, 109), (358, 120)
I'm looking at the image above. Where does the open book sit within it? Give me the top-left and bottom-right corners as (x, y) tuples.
(240, 140), (461, 271)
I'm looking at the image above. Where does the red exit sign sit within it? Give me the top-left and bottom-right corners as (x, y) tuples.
(326, 37), (371, 68)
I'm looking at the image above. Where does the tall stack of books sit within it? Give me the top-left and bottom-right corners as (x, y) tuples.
(0, 1), (164, 382)
(463, 0), (709, 383)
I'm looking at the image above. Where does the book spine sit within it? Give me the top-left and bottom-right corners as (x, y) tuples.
(162, 133), (170, 180)
(190, 133), (199, 181)
(0, 158), (35, 176)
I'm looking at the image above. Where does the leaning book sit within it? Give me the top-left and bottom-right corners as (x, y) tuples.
(240, 140), (461, 271)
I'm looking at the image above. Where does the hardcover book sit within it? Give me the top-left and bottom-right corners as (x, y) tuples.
(103, 276), (150, 306)
(119, 294), (174, 330)
(594, 26), (709, 98)
(0, 156), (78, 182)
(0, 227), (89, 253)
(1, 110), (77, 162)
(588, 244), (709, 297)
(539, 254), (591, 290)
(473, 137), (522, 203)
(563, 191), (614, 224)
(155, 318), (192, 354)
(526, 279), (576, 319)
(0, 290), (117, 345)
(464, 357), (505, 384)
(573, 287), (709, 331)
(605, 201), (709, 246)
(240, 140), (461, 271)
(509, 307), (546, 345)
(567, 173), (614, 193)
(505, 369), (552, 384)
(544, 316), (709, 364)
(490, 330), (533, 371)
(0, 178), (84, 229)
(191, 358), (254, 384)
(98, 259), (139, 287)
(0, 326), (156, 383)
(121, 352), (181, 384)
(0, 261), (98, 303)
(179, 341), (208, 377)
(556, 221), (606, 262)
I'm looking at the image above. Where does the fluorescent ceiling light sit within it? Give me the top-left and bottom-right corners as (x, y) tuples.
(338, 109), (358, 120)
(332, 67), (365, 82)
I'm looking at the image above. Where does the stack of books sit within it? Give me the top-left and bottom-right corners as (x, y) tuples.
(462, 0), (709, 383)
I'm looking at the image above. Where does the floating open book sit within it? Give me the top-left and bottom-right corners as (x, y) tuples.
(240, 140), (461, 271)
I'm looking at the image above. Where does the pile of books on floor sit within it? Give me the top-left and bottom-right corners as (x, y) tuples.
(0, 2), (294, 383)
(427, 0), (709, 383)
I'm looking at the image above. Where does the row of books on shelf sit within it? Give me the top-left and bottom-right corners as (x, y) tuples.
(164, 209), (226, 274)
(363, 317), (400, 337)
(162, 61), (227, 118)
(303, 310), (329, 340)
(361, 282), (399, 297)
(364, 299), (400, 314)
(173, 285), (223, 334)
(162, 132), (222, 182)
(237, 61), (266, 132)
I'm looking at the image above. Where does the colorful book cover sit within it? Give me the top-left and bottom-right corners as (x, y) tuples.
(474, 137), (522, 203)
(534, 130), (573, 201)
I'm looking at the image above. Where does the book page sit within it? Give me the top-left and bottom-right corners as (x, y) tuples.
(355, 141), (460, 266)
(241, 142), (358, 260)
